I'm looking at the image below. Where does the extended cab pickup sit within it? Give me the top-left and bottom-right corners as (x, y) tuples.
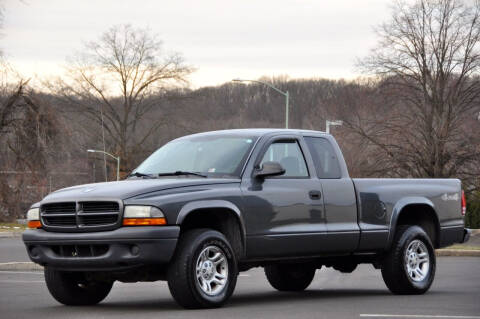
(22, 129), (470, 308)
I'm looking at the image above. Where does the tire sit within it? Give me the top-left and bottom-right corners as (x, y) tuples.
(167, 229), (238, 309)
(44, 268), (113, 305)
(381, 225), (436, 295)
(264, 264), (316, 291)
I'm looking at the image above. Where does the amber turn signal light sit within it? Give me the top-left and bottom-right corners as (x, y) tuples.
(122, 218), (166, 226)
(27, 220), (42, 229)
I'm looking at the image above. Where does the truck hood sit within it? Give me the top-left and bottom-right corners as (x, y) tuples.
(41, 178), (240, 203)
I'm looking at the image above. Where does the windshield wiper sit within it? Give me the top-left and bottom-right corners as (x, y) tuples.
(128, 171), (155, 178)
(157, 171), (207, 178)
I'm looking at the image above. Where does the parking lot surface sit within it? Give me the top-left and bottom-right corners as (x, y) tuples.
(0, 257), (478, 319)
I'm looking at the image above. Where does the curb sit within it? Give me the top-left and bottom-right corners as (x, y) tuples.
(0, 262), (43, 271)
(0, 232), (22, 238)
(435, 249), (480, 257)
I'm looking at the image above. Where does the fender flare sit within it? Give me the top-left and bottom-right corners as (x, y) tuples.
(387, 196), (437, 248)
(176, 200), (246, 253)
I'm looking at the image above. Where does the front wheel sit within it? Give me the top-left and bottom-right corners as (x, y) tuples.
(44, 268), (113, 305)
(381, 225), (436, 294)
(167, 229), (238, 309)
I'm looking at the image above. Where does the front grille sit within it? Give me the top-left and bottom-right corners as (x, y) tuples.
(43, 202), (76, 214)
(42, 202), (77, 227)
(81, 201), (119, 213)
(50, 244), (109, 257)
(43, 215), (77, 226)
(79, 201), (120, 226)
(79, 214), (118, 225)
(40, 201), (121, 231)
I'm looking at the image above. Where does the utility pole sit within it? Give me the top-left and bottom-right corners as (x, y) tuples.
(87, 150), (121, 181)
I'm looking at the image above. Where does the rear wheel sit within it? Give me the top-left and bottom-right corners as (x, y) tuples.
(44, 268), (113, 305)
(264, 264), (316, 291)
(167, 229), (238, 309)
(381, 225), (436, 294)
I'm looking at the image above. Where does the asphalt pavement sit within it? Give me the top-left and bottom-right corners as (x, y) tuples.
(0, 257), (479, 319)
(0, 235), (29, 263)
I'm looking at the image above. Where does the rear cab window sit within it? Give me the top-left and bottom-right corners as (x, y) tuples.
(304, 137), (341, 179)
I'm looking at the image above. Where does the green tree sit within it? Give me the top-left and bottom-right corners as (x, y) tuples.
(466, 192), (480, 228)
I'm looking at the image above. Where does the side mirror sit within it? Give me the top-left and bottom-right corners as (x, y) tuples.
(253, 161), (286, 179)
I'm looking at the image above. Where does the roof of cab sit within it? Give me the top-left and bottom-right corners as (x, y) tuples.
(177, 128), (329, 139)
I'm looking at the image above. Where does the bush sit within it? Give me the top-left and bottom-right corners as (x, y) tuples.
(465, 195), (480, 229)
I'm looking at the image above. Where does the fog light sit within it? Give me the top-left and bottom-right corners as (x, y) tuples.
(30, 246), (39, 258)
(130, 245), (140, 256)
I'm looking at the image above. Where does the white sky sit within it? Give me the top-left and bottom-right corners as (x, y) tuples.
(2, 0), (391, 88)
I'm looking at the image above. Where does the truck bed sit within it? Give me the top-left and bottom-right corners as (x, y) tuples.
(352, 178), (463, 250)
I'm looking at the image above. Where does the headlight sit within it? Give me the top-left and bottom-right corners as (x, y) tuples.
(27, 208), (41, 229)
(123, 206), (166, 226)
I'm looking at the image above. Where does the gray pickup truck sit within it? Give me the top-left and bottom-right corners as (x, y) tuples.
(22, 129), (470, 308)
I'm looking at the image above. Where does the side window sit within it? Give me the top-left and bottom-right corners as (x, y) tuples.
(260, 140), (308, 177)
(304, 137), (341, 179)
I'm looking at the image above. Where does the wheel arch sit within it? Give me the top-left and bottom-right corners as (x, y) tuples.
(388, 197), (440, 249)
(176, 200), (246, 258)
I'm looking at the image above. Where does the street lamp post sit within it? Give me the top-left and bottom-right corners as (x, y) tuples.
(232, 79), (290, 129)
(326, 120), (343, 134)
(87, 149), (120, 181)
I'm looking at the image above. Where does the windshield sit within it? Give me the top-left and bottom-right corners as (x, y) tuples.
(132, 134), (258, 178)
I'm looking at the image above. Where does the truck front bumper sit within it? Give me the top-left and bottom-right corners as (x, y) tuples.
(22, 226), (179, 271)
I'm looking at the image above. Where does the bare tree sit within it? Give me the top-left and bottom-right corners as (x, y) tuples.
(0, 61), (31, 139)
(50, 24), (193, 174)
(353, 0), (480, 184)
(0, 62), (59, 220)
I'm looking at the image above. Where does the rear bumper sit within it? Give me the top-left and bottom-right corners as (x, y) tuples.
(438, 225), (470, 248)
(22, 226), (179, 271)
(461, 228), (471, 244)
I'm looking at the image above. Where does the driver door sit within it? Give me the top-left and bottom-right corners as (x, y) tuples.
(241, 135), (327, 258)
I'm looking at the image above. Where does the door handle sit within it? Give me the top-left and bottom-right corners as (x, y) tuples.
(309, 190), (321, 200)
